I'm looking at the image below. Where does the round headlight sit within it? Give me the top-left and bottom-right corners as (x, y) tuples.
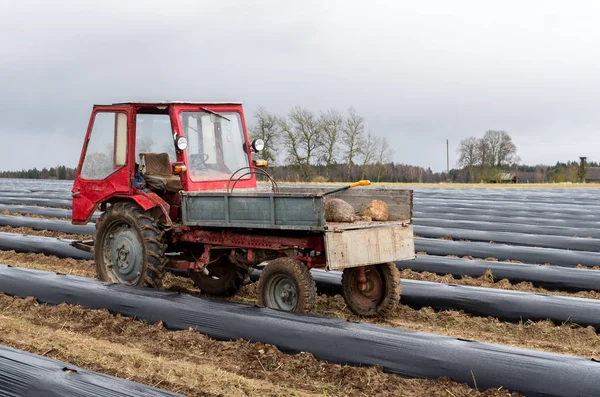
(251, 139), (265, 152)
(176, 136), (188, 151)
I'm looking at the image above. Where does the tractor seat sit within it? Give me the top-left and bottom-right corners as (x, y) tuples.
(139, 152), (183, 192)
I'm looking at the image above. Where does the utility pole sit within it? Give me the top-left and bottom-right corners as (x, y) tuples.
(446, 139), (449, 175)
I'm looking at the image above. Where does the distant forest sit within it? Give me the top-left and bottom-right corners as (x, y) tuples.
(0, 161), (598, 184)
(0, 102), (596, 184)
(0, 166), (76, 180)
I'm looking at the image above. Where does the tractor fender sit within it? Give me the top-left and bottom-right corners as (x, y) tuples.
(108, 191), (173, 227)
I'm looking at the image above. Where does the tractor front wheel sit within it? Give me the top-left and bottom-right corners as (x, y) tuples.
(258, 257), (316, 313)
(341, 263), (401, 318)
(94, 202), (167, 288)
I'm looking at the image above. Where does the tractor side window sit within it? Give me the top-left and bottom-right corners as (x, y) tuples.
(81, 112), (128, 180)
(135, 114), (176, 162)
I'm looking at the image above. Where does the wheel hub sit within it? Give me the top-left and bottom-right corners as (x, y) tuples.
(103, 223), (144, 285)
(268, 275), (298, 311)
(353, 268), (383, 306)
(279, 284), (297, 305)
(116, 244), (130, 269)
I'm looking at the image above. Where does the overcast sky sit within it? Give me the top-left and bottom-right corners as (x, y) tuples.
(1, 0), (599, 172)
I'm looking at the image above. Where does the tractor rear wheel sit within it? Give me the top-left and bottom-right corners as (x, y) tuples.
(189, 255), (249, 297)
(258, 257), (317, 313)
(341, 263), (401, 318)
(94, 202), (167, 288)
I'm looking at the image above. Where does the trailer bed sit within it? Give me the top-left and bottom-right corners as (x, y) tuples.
(180, 187), (413, 232)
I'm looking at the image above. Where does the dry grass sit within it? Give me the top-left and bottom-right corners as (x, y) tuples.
(0, 209), (68, 221)
(4, 253), (600, 363)
(231, 282), (600, 361)
(159, 275), (600, 360)
(0, 250), (95, 277)
(0, 294), (518, 397)
(0, 225), (93, 240)
(396, 268), (600, 300)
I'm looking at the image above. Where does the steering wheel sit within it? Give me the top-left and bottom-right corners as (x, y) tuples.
(189, 153), (210, 168)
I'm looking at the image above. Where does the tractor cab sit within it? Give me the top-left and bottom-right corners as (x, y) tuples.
(71, 102), (264, 225)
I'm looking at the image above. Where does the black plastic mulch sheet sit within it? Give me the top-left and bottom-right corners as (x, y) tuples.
(1, 266), (600, 397)
(415, 217), (600, 239)
(414, 211), (600, 229)
(6, 233), (600, 331)
(0, 232), (92, 260)
(415, 205), (600, 221)
(398, 255), (600, 292)
(415, 238), (600, 267)
(0, 191), (71, 199)
(399, 279), (600, 330)
(0, 344), (182, 397)
(0, 204), (75, 220)
(415, 198), (600, 215)
(0, 196), (72, 208)
(414, 225), (600, 252)
(0, 215), (95, 235)
(248, 269), (600, 330)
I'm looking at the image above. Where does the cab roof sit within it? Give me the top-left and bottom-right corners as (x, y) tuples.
(109, 101), (243, 106)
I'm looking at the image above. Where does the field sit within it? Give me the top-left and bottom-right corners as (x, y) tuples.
(2, 180), (600, 396)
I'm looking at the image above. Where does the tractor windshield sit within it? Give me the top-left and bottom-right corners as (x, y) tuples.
(179, 111), (250, 182)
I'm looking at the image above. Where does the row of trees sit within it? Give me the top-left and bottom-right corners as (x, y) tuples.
(456, 130), (520, 182)
(449, 161), (600, 184)
(0, 165), (75, 180)
(249, 106), (395, 182)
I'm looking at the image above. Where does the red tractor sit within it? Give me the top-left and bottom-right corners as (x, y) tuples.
(71, 102), (415, 317)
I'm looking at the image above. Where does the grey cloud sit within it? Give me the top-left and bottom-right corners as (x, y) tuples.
(0, 0), (599, 171)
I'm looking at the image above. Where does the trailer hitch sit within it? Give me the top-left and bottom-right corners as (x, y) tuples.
(70, 240), (94, 254)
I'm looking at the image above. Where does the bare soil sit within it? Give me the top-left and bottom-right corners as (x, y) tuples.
(0, 225), (93, 240)
(159, 274), (600, 361)
(396, 268), (600, 300)
(0, 250), (95, 277)
(0, 294), (518, 397)
(3, 253), (600, 363)
(0, 210), (593, 395)
(0, 209), (68, 221)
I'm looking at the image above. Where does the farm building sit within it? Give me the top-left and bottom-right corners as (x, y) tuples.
(484, 172), (517, 184)
(585, 167), (600, 183)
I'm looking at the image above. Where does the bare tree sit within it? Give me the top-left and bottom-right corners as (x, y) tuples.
(318, 109), (343, 181)
(280, 107), (322, 180)
(342, 107), (365, 181)
(476, 137), (490, 168)
(249, 106), (282, 164)
(360, 131), (378, 180)
(456, 137), (478, 182)
(495, 130), (520, 166)
(482, 130), (501, 167)
(482, 130), (519, 167)
(375, 136), (393, 182)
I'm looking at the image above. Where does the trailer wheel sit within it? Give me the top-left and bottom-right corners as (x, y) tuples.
(94, 202), (167, 289)
(189, 256), (249, 297)
(341, 263), (401, 318)
(258, 257), (316, 313)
